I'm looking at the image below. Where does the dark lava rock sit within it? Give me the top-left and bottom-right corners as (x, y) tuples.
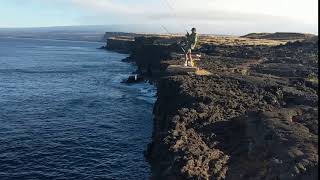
(110, 34), (318, 180)
(147, 74), (318, 180)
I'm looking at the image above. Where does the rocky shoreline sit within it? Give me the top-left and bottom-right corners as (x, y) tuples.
(105, 33), (318, 180)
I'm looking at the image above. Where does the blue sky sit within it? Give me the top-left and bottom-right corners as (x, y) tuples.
(1, 1), (85, 27)
(0, 0), (318, 34)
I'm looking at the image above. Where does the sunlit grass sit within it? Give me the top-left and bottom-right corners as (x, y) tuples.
(306, 73), (319, 84)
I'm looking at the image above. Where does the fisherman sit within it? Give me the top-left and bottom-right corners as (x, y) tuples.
(184, 27), (198, 67)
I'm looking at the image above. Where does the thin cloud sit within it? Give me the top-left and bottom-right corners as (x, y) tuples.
(68, 0), (318, 24)
(147, 10), (300, 24)
(70, 0), (158, 14)
(29, 0), (318, 34)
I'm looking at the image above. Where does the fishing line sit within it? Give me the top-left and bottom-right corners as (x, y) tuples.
(159, 0), (189, 53)
(161, 24), (171, 35)
(160, 25), (186, 53)
(160, 0), (188, 33)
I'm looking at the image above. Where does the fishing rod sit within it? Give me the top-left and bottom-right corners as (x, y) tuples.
(160, 24), (186, 53)
(160, 0), (194, 53)
(161, 0), (189, 34)
(160, 25), (171, 35)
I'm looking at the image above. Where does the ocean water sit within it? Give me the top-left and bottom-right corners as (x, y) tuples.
(0, 38), (156, 180)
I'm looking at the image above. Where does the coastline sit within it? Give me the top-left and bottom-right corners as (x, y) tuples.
(105, 33), (318, 180)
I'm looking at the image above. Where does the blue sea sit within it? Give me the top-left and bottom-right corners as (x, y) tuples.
(0, 37), (156, 180)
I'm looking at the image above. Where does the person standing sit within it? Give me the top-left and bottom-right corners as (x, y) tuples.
(184, 28), (198, 67)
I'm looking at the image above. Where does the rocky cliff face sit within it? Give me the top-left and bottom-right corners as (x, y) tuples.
(108, 34), (318, 180)
(146, 74), (317, 180)
(105, 37), (134, 53)
(130, 36), (182, 76)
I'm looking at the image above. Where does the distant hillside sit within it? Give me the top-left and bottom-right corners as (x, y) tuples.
(242, 32), (316, 41)
(0, 25), (165, 42)
(0, 30), (106, 42)
(0, 25), (162, 42)
(303, 35), (319, 43)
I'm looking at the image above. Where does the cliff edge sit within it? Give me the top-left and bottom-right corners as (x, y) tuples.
(106, 33), (318, 180)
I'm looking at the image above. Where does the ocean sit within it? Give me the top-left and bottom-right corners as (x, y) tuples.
(0, 37), (156, 180)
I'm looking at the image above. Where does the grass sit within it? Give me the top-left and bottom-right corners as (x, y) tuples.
(306, 73), (319, 84)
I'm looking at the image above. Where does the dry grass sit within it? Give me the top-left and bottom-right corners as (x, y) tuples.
(199, 36), (288, 46)
(195, 69), (212, 76)
(306, 73), (319, 84)
(109, 34), (290, 46)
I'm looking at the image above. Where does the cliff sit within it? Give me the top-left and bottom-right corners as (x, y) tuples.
(241, 32), (317, 41)
(106, 33), (318, 180)
(148, 74), (317, 180)
(105, 37), (134, 53)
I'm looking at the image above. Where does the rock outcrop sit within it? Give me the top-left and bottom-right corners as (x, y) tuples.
(147, 74), (318, 180)
(241, 32), (316, 41)
(106, 33), (318, 179)
(104, 37), (134, 53)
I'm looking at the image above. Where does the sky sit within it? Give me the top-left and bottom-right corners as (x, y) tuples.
(0, 0), (318, 34)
